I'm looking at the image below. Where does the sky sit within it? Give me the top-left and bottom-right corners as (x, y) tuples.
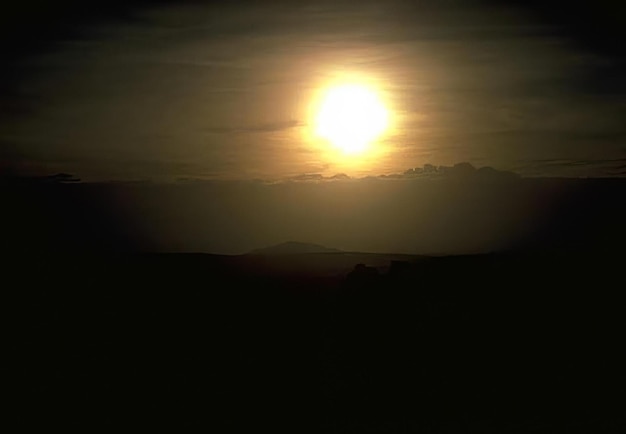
(1, 0), (625, 181)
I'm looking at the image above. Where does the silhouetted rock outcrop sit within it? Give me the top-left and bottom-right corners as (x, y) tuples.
(346, 263), (379, 286)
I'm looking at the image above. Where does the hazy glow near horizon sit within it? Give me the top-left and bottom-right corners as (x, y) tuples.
(314, 84), (389, 155)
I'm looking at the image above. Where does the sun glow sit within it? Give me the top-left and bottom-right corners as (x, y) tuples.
(314, 84), (389, 154)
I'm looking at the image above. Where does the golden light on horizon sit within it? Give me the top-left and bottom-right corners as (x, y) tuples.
(312, 83), (390, 155)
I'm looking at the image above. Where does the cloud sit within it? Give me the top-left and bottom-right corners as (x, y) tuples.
(286, 173), (325, 182)
(204, 119), (302, 135)
(272, 163), (520, 184)
(509, 157), (626, 178)
(377, 163), (520, 182)
(0, 172), (81, 186)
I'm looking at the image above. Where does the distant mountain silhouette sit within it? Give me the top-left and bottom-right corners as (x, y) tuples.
(248, 241), (341, 255)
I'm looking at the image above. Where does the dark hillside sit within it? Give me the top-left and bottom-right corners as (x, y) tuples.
(9, 249), (625, 432)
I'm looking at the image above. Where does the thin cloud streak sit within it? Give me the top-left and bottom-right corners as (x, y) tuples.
(204, 120), (303, 135)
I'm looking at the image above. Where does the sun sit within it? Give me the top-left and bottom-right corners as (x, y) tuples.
(314, 84), (389, 154)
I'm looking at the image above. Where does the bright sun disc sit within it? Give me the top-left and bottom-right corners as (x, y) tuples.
(315, 84), (389, 154)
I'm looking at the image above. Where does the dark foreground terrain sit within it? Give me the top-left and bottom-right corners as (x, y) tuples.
(9, 249), (626, 433)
